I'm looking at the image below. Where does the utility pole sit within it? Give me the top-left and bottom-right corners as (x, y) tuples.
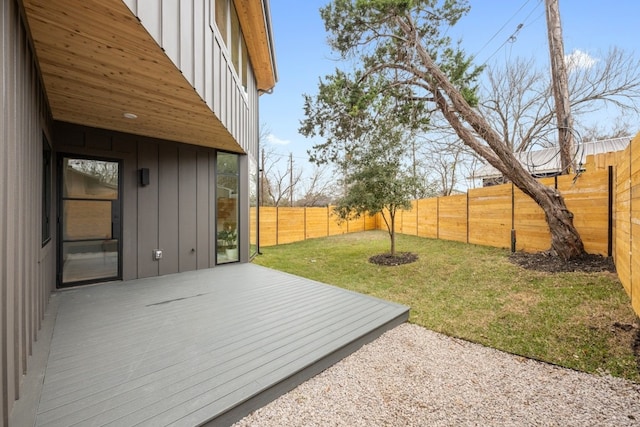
(545, 0), (575, 174)
(289, 152), (294, 207)
(261, 148), (265, 206)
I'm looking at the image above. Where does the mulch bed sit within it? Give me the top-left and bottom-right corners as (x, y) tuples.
(508, 251), (616, 273)
(369, 250), (616, 272)
(369, 252), (418, 266)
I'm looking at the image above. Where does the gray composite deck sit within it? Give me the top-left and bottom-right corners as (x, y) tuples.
(34, 263), (409, 426)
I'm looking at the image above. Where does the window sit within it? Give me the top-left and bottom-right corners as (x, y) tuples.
(230, 4), (241, 75)
(214, 0), (249, 91)
(215, 0), (228, 46)
(42, 135), (52, 246)
(216, 152), (239, 263)
(241, 37), (249, 90)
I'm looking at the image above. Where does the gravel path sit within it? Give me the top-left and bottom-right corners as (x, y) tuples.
(234, 323), (640, 426)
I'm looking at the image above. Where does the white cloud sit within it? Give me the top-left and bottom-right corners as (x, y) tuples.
(266, 133), (291, 145)
(565, 49), (598, 71)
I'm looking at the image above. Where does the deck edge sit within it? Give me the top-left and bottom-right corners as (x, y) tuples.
(204, 307), (410, 427)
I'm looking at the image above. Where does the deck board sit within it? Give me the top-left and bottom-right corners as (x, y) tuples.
(35, 263), (409, 426)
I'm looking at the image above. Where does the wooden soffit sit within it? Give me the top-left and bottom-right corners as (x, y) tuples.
(234, 0), (277, 92)
(21, 0), (243, 152)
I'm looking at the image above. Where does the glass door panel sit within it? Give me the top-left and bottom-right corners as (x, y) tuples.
(59, 157), (121, 286)
(216, 153), (239, 264)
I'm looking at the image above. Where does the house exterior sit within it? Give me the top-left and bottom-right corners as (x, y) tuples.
(472, 136), (632, 187)
(1, 0), (276, 422)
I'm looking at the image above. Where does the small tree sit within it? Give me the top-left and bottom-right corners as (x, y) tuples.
(302, 72), (420, 256)
(335, 124), (417, 256)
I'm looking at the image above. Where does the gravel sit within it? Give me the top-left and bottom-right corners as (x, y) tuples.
(233, 323), (640, 427)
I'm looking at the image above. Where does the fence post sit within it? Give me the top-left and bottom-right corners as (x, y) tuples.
(436, 197), (440, 239)
(466, 191), (470, 244)
(416, 199), (419, 236)
(327, 205), (330, 238)
(511, 183), (516, 253)
(608, 165), (613, 257)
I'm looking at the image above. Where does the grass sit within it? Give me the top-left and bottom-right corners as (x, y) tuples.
(252, 230), (640, 382)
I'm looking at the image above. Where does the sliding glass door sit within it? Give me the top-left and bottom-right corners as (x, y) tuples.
(58, 156), (122, 287)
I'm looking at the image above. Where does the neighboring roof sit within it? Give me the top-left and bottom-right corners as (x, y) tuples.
(471, 136), (632, 179)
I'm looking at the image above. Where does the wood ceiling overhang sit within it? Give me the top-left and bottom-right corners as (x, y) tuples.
(234, 0), (277, 92)
(21, 0), (276, 152)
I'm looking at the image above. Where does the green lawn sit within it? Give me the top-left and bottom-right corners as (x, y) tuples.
(252, 230), (639, 382)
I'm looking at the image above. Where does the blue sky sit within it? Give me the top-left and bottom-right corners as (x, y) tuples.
(260, 0), (640, 169)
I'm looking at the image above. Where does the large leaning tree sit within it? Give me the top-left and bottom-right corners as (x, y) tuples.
(311, 0), (588, 260)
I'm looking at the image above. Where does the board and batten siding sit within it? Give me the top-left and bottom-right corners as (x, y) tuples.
(122, 0), (260, 157)
(54, 123), (219, 281)
(1, 0), (55, 424)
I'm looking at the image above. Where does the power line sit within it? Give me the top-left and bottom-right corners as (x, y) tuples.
(265, 150), (310, 161)
(476, 0), (544, 66)
(481, 24), (523, 65)
(474, 0), (534, 58)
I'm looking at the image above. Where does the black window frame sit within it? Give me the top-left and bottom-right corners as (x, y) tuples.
(42, 134), (52, 246)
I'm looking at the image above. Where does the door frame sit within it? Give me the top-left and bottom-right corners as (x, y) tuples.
(56, 153), (123, 288)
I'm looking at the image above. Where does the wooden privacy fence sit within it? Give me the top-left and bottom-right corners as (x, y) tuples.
(251, 133), (640, 316)
(613, 134), (640, 315)
(252, 169), (611, 255)
(393, 169), (612, 256)
(251, 206), (379, 247)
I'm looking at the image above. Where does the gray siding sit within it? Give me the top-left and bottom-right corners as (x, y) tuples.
(159, 144), (180, 275)
(1, 0), (55, 423)
(196, 152), (211, 269)
(137, 142), (160, 278)
(123, 0), (260, 157)
(178, 148), (198, 272)
(54, 123), (219, 282)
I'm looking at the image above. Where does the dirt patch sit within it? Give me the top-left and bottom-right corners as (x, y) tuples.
(369, 252), (418, 266)
(508, 251), (616, 273)
(633, 326), (640, 374)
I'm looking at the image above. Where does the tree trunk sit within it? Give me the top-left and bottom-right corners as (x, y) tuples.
(509, 171), (584, 260)
(397, 13), (585, 260)
(389, 210), (396, 256)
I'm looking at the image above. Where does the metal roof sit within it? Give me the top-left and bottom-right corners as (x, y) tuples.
(471, 136), (632, 179)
